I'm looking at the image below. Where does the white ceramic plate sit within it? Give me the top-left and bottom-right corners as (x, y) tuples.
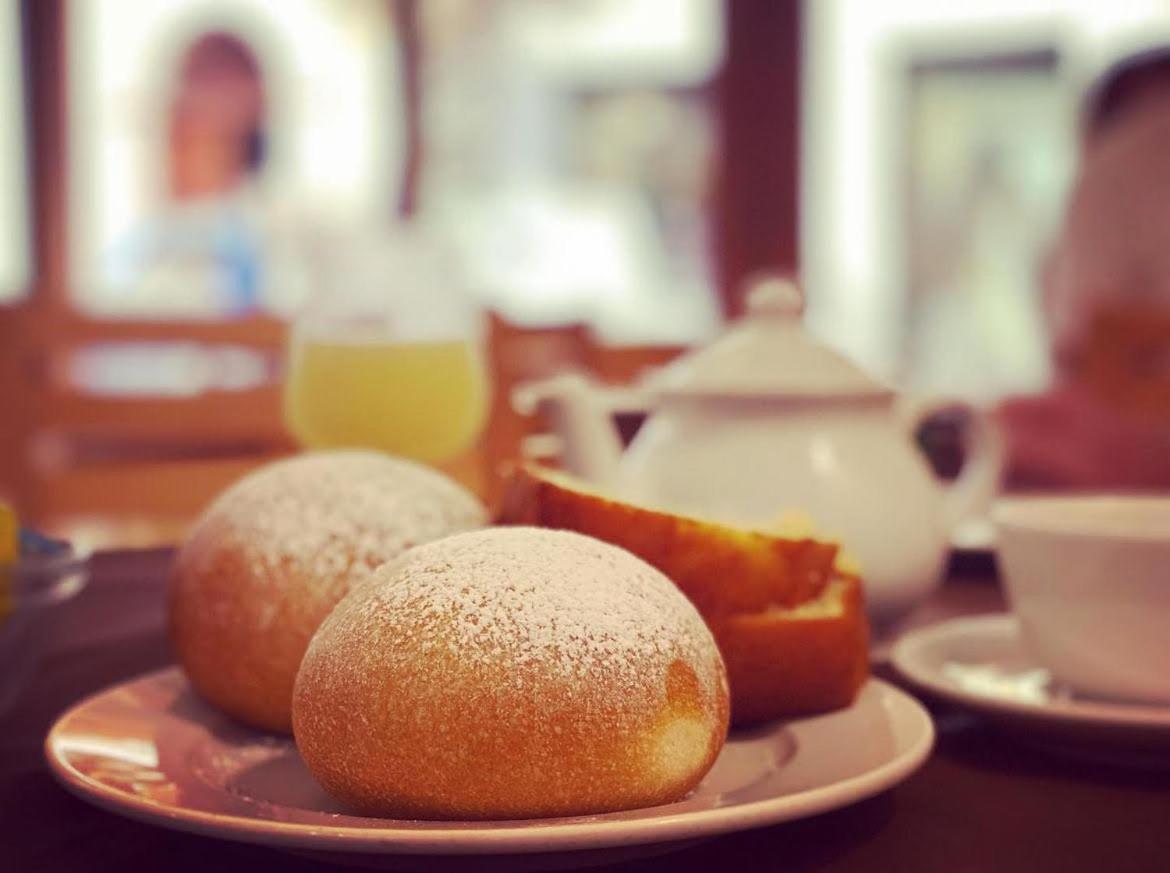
(891, 615), (1170, 762)
(46, 667), (933, 871)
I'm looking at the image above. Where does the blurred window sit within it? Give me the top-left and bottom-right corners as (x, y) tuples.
(418, 0), (725, 344)
(903, 52), (1069, 402)
(0, 0), (29, 303)
(66, 0), (724, 343)
(804, 0), (1170, 398)
(68, 0), (405, 318)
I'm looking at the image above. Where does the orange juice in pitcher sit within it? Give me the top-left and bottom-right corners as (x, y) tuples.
(282, 227), (489, 465)
(284, 334), (489, 463)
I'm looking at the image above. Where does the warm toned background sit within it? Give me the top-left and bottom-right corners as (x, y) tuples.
(0, 0), (799, 547)
(6, 0), (1170, 548)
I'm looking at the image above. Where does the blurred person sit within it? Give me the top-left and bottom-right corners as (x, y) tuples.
(109, 31), (312, 315)
(168, 32), (266, 204)
(999, 44), (1170, 489)
(108, 32), (265, 313)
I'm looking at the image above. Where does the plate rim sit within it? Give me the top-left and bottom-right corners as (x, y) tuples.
(45, 667), (934, 856)
(890, 614), (1170, 730)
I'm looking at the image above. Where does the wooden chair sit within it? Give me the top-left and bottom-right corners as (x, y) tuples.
(11, 314), (294, 547)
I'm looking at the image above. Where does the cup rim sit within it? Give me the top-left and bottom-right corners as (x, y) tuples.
(992, 493), (1170, 543)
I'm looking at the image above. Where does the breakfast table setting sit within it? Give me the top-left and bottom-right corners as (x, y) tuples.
(5, 547), (1169, 872)
(5, 281), (1170, 873)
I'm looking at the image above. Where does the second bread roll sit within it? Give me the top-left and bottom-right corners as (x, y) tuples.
(169, 450), (485, 733)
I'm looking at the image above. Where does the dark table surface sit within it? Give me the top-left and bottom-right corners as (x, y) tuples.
(3, 549), (1168, 873)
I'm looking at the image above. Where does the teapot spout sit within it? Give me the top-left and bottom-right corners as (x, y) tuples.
(512, 373), (625, 487)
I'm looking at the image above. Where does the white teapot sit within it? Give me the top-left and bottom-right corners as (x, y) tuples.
(516, 279), (1003, 627)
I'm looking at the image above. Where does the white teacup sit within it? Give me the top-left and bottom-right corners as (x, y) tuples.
(993, 495), (1170, 705)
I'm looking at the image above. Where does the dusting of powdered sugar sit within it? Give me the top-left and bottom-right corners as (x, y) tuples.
(310, 526), (724, 711)
(187, 450), (486, 588)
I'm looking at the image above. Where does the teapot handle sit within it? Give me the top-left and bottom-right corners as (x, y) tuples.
(513, 380), (654, 417)
(900, 397), (1005, 536)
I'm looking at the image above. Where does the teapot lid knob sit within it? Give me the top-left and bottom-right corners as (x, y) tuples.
(745, 275), (803, 318)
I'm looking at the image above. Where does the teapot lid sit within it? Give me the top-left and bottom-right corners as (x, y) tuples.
(647, 277), (890, 399)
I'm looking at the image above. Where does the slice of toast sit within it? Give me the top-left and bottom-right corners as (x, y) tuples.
(709, 575), (868, 724)
(499, 463), (869, 725)
(499, 463), (838, 617)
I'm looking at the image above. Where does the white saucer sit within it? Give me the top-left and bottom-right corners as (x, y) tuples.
(46, 667), (933, 871)
(891, 615), (1170, 760)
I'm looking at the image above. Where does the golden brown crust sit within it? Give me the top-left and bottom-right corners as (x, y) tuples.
(710, 576), (870, 725)
(292, 527), (730, 819)
(169, 523), (342, 733)
(499, 464), (837, 615)
(168, 451), (485, 733)
(295, 652), (728, 819)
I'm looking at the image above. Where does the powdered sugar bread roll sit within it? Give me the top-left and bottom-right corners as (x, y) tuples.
(169, 450), (485, 733)
(293, 527), (730, 820)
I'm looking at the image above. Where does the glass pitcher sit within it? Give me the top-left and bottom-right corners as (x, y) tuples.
(283, 226), (490, 465)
